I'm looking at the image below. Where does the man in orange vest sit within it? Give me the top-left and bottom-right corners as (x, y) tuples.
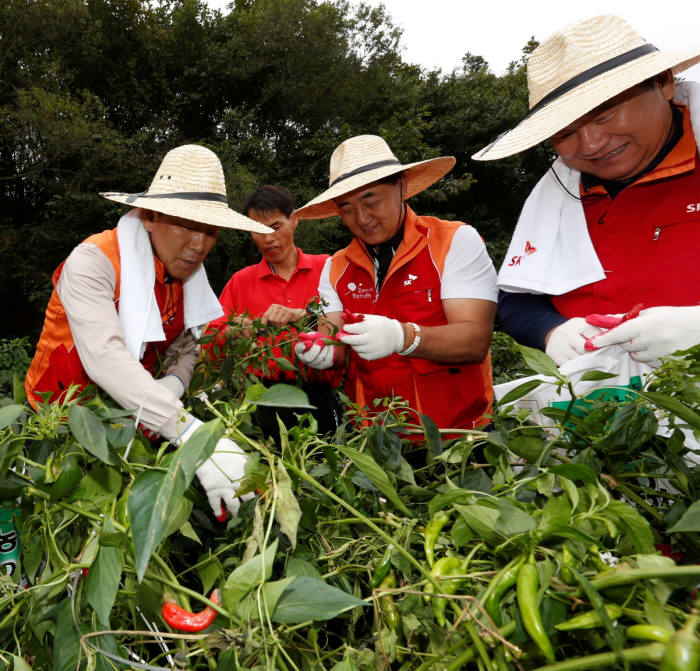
(473, 15), (700, 368)
(25, 145), (271, 518)
(292, 135), (498, 431)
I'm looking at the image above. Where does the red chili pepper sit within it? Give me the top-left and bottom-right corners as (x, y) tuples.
(298, 331), (332, 351)
(162, 589), (220, 632)
(583, 303), (645, 351)
(342, 310), (365, 324)
(216, 501), (227, 523)
(585, 314), (623, 329)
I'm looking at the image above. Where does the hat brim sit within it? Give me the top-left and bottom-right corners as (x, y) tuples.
(472, 48), (700, 161)
(294, 156), (456, 220)
(100, 192), (272, 233)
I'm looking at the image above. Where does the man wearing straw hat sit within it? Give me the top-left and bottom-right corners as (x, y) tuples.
(473, 15), (700, 367)
(25, 144), (271, 518)
(292, 135), (498, 431)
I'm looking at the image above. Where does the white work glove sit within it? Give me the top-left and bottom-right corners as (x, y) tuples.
(545, 318), (606, 366)
(180, 419), (253, 519)
(590, 306), (700, 364)
(156, 374), (185, 399)
(338, 314), (405, 361)
(294, 335), (336, 369)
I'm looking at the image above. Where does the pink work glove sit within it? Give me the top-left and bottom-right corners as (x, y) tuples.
(545, 318), (606, 366)
(337, 314), (405, 361)
(587, 305), (700, 364)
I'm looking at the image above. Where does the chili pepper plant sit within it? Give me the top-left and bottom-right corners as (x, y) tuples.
(1, 330), (700, 670)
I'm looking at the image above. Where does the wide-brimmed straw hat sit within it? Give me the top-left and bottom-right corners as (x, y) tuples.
(294, 135), (455, 220)
(473, 14), (700, 161)
(101, 145), (271, 233)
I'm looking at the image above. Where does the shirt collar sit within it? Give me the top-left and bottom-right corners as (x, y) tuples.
(254, 247), (308, 278)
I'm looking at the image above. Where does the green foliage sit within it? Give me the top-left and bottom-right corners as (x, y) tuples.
(2, 0), (546, 340)
(2, 335), (700, 668)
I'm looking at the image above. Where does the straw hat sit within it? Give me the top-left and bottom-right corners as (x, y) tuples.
(101, 145), (271, 233)
(294, 135), (455, 220)
(473, 14), (700, 161)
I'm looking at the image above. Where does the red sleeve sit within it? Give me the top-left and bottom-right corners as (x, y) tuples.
(202, 274), (240, 359)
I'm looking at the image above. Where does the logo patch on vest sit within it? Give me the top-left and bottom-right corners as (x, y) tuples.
(403, 273), (418, 286)
(344, 281), (373, 300)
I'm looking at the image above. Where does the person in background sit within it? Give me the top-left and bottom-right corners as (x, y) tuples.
(293, 134), (498, 431)
(206, 185), (343, 441)
(473, 14), (700, 367)
(25, 145), (271, 518)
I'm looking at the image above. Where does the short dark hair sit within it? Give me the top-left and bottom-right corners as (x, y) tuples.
(242, 185), (295, 218)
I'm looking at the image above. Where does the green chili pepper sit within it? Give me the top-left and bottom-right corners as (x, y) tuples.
(483, 555), (525, 626)
(371, 543), (394, 588)
(516, 558), (555, 664)
(379, 571), (401, 634)
(559, 545), (577, 586)
(626, 624), (673, 643)
(555, 604), (623, 631)
(424, 510), (450, 567)
(660, 614), (700, 671)
(427, 555), (464, 627)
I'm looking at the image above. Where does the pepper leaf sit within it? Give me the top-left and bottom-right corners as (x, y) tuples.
(129, 468), (185, 582)
(0, 404), (24, 430)
(223, 539), (279, 610)
(271, 576), (367, 623)
(336, 445), (412, 516)
(668, 500), (700, 532)
(255, 383), (315, 409)
(129, 421), (219, 582)
(516, 344), (562, 378)
(68, 404), (117, 465)
(275, 461), (301, 549)
(86, 517), (121, 625)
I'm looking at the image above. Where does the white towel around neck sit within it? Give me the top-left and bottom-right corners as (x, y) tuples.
(117, 210), (224, 360)
(497, 80), (700, 295)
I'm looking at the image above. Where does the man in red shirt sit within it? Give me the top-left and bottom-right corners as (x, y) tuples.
(206, 185), (342, 440)
(473, 15), (700, 367)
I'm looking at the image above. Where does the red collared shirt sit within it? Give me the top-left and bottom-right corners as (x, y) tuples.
(215, 249), (328, 318)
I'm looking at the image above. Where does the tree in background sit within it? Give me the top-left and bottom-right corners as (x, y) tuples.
(0, 0), (543, 340)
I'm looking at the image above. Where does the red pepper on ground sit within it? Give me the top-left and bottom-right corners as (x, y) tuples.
(162, 589), (220, 632)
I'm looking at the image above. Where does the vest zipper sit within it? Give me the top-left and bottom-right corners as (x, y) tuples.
(653, 220), (694, 241)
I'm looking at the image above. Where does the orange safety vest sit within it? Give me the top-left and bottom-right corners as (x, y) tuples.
(25, 228), (184, 408)
(329, 207), (493, 430)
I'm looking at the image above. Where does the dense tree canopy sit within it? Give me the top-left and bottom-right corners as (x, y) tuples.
(0, 0), (553, 340)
